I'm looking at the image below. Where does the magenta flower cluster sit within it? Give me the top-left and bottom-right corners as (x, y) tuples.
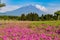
(0, 23), (60, 40)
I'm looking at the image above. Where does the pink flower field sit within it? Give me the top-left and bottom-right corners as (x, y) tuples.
(0, 22), (60, 40)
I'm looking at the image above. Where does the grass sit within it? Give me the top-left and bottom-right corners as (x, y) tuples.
(30, 21), (60, 26)
(0, 20), (60, 26)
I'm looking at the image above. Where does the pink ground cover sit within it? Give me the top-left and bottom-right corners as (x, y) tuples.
(0, 23), (60, 40)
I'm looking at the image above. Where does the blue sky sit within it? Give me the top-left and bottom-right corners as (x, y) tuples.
(1, 0), (60, 14)
(2, 0), (60, 5)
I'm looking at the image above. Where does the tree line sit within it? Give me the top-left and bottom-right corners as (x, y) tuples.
(0, 11), (60, 21)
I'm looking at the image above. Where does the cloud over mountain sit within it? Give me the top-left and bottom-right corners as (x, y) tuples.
(35, 4), (47, 12)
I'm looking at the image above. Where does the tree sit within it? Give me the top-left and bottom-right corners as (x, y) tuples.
(26, 12), (39, 21)
(33, 13), (39, 21)
(0, 3), (5, 7)
(44, 14), (53, 20)
(20, 14), (26, 21)
(41, 14), (45, 21)
(54, 11), (60, 20)
(0, 0), (5, 10)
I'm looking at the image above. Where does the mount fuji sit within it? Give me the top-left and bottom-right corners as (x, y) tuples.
(0, 5), (47, 16)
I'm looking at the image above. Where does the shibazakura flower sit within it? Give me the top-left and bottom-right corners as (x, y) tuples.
(0, 23), (60, 40)
(56, 30), (60, 34)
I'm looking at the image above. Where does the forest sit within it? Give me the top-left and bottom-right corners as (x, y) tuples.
(0, 11), (60, 21)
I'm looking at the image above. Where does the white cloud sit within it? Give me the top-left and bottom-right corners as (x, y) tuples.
(0, 5), (20, 13)
(35, 4), (47, 12)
